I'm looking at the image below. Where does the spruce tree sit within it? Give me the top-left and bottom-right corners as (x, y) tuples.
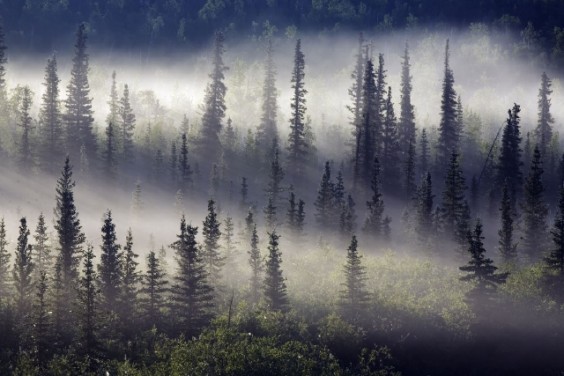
(33, 271), (51, 365)
(415, 173), (435, 243)
(33, 213), (52, 280)
(436, 39), (459, 169)
(103, 122), (118, 180)
(315, 161), (335, 227)
(199, 31), (228, 162)
(139, 250), (167, 329)
(404, 140), (416, 200)
(78, 245), (98, 357)
(522, 145), (549, 261)
(223, 216), (236, 260)
(349, 33), (365, 185)
(248, 225), (262, 305)
(340, 236), (368, 321)
(297, 199), (306, 235)
(98, 211), (122, 314)
(264, 196), (277, 231)
(419, 128), (429, 176)
(440, 151), (470, 245)
(257, 39), (278, 152)
(179, 133), (192, 190)
(266, 138), (285, 205)
(340, 195), (357, 236)
(0, 218), (9, 304)
(536, 72), (554, 157)
(381, 86), (400, 192)
(497, 104), (523, 206)
(498, 182), (517, 262)
(544, 187), (564, 301)
(18, 86), (34, 172)
(202, 199), (223, 286)
(398, 43), (416, 154)
(39, 55), (62, 172)
(119, 229), (139, 340)
(170, 216), (213, 337)
(170, 140), (178, 185)
(64, 24), (96, 162)
(13, 217), (34, 318)
(106, 71), (118, 127)
(240, 177), (249, 208)
(364, 158), (387, 239)
(119, 83), (135, 161)
(286, 38), (308, 178)
(263, 230), (288, 311)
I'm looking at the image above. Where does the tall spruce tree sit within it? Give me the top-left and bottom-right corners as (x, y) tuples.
(103, 122), (118, 180)
(18, 86), (34, 172)
(139, 250), (167, 329)
(415, 173), (435, 243)
(170, 140), (178, 185)
(106, 71), (118, 127)
(349, 33), (365, 187)
(78, 245), (98, 357)
(398, 43), (416, 155)
(440, 151), (470, 245)
(364, 158), (389, 239)
(340, 236), (368, 321)
(199, 31), (228, 162)
(13, 217), (34, 318)
(170, 216), (213, 337)
(498, 182), (517, 262)
(202, 199), (223, 286)
(315, 161), (335, 227)
(248, 225), (262, 305)
(522, 146), (549, 261)
(119, 229), (139, 340)
(64, 24), (96, 162)
(382, 86), (400, 192)
(544, 187), (564, 301)
(33, 213), (52, 280)
(179, 133), (192, 190)
(536, 72), (554, 157)
(436, 39), (459, 169)
(264, 196), (278, 231)
(358, 58), (377, 185)
(33, 271), (51, 365)
(263, 230), (288, 311)
(286, 39), (309, 178)
(497, 104), (523, 206)
(374, 54), (387, 158)
(0, 218), (9, 305)
(119, 83), (136, 161)
(266, 137), (285, 205)
(98, 211), (122, 313)
(257, 39), (278, 152)
(404, 140), (417, 200)
(419, 128), (429, 175)
(39, 55), (63, 172)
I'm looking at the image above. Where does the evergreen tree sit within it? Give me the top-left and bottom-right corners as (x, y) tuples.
(544, 187), (564, 301)
(266, 137), (285, 205)
(13, 217), (34, 318)
(404, 140), (416, 200)
(240, 177), (249, 208)
(419, 128), (429, 176)
(0, 22), (7, 115)
(33, 213), (52, 280)
(297, 199), (306, 235)
(170, 140), (178, 185)
(202, 200), (223, 286)
(119, 83), (136, 161)
(245, 209), (255, 239)
(286, 39), (309, 178)
(199, 31), (228, 162)
(131, 180), (143, 215)
(257, 39), (278, 152)
(497, 104), (523, 206)
(119, 229), (139, 340)
(39, 55), (63, 172)
(315, 161), (335, 227)
(223, 216), (236, 260)
(0, 218), (9, 304)
(398, 43), (416, 154)
(64, 24), (96, 162)
(78, 245), (98, 357)
(436, 39), (459, 169)
(357, 57), (379, 186)
(170, 217), (214, 337)
(415, 173), (435, 243)
(179, 133), (192, 190)
(248, 225), (262, 305)
(381, 86), (400, 192)
(33, 271), (51, 365)
(18, 86), (34, 172)
(364, 158), (387, 239)
(98, 211), (122, 313)
(440, 151), (470, 245)
(340, 195), (357, 236)
(349, 34), (365, 186)
(286, 189), (298, 232)
(536, 72), (554, 157)
(460, 221), (508, 298)
(103, 122), (118, 180)
(340, 236), (368, 321)
(264, 196), (277, 231)
(498, 182), (517, 262)
(139, 250), (167, 329)
(522, 146), (549, 261)
(106, 71), (118, 127)
(263, 230), (288, 311)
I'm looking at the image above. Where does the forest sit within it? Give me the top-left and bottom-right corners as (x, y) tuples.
(0, 7), (564, 375)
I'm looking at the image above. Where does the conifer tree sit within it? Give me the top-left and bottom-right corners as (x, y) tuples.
(98, 211), (122, 313)
(334, 168), (346, 208)
(0, 218), (9, 304)
(356, 55), (377, 186)
(287, 39), (308, 178)
(139, 250), (167, 329)
(0, 22), (7, 114)
(297, 199), (306, 235)
(245, 209), (255, 238)
(398, 43), (416, 154)
(382, 86), (400, 192)
(544, 187), (564, 300)
(39, 55), (62, 172)
(248, 225), (262, 305)
(170, 217), (213, 336)
(340, 195), (357, 236)
(119, 229), (139, 339)
(103, 122), (118, 180)
(78, 245), (98, 357)
(266, 138), (285, 205)
(436, 39), (459, 169)
(170, 140), (178, 185)
(119, 83), (136, 161)
(364, 158), (387, 238)
(257, 39), (278, 152)
(131, 180), (143, 215)
(18, 86), (34, 172)
(179, 133), (192, 190)
(349, 34), (365, 185)
(419, 128), (429, 175)
(497, 104), (523, 206)
(404, 140), (416, 200)
(202, 200), (223, 286)
(33, 271), (51, 365)
(415, 173), (434, 243)
(240, 177), (249, 208)
(498, 182), (517, 261)
(536, 72), (554, 157)
(286, 189), (299, 232)
(13, 217), (34, 318)
(106, 71), (118, 127)
(263, 230), (288, 311)
(199, 31), (228, 162)
(340, 236), (368, 321)
(64, 24), (96, 162)
(460, 221), (508, 298)
(264, 196), (277, 231)
(522, 146), (549, 260)
(315, 161), (335, 227)
(440, 151), (470, 245)
(33, 213), (52, 280)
